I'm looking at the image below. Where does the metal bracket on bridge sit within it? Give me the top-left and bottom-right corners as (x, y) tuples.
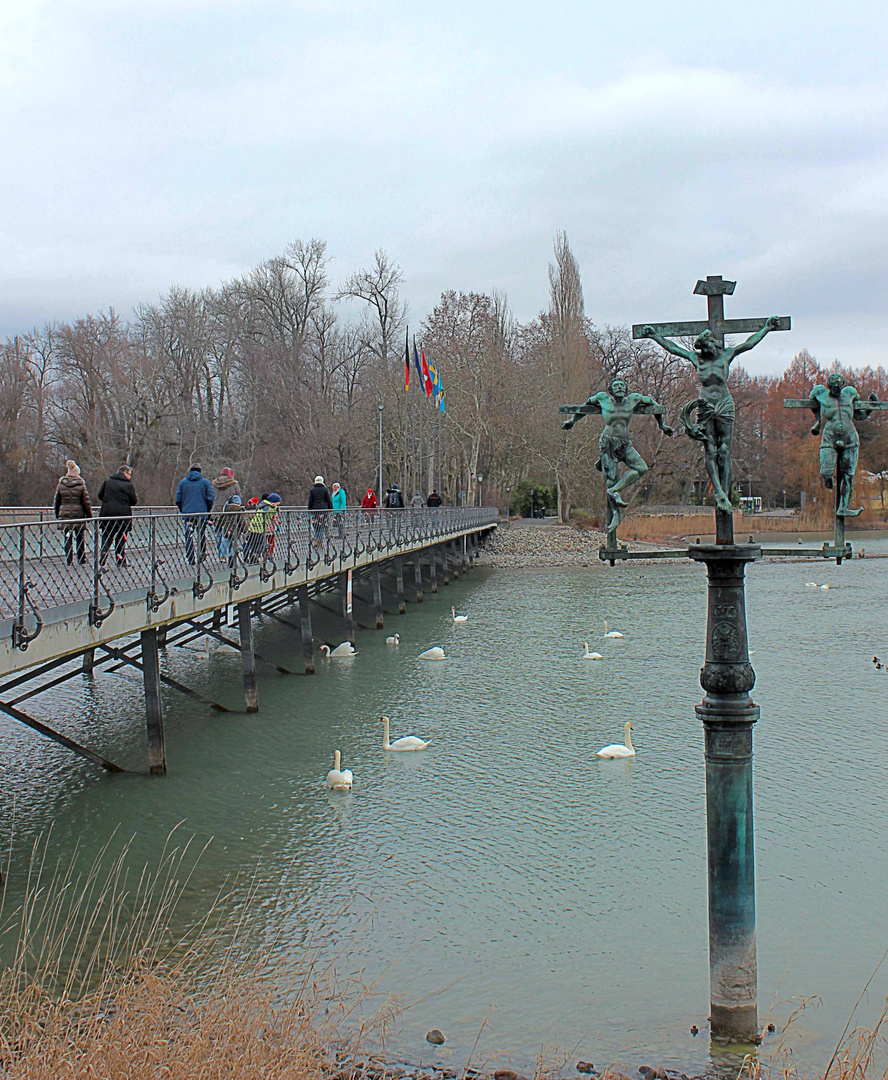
(146, 559), (170, 613)
(12, 580), (44, 651)
(259, 557), (277, 583)
(89, 570), (115, 628)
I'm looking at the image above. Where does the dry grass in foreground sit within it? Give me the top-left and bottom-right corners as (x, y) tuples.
(0, 831), (387, 1080)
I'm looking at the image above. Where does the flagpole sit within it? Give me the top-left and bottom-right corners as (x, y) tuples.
(403, 327), (409, 495)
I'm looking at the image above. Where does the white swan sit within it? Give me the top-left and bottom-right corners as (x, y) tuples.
(583, 642), (604, 660)
(820, 584), (831, 590)
(805, 582), (818, 587)
(320, 642), (357, 658)
(325, 749), (354, 790)
(418, 646), (446, 660)
(380, 715), (430, 751)
(451, 607), (468, 624)
(603, 621), (624, 639)
(385, 634), (400, 645)
(596, 721), (636, 759)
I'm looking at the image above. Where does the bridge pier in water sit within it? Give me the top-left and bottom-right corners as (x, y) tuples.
(238, 601), (259, 713)
(140, 627), (166, 775)
(371, 564), (385, 628)
(413, 554), (424, 603)
(298, 584), (315, 673)
(395, 556), (406, 614)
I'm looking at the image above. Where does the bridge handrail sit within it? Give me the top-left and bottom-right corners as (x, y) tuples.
(0, 507), (497, 648)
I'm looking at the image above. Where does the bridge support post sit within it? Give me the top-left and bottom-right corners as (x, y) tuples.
(429, 549), (438, 592)
(238, 601), (259, 713)
(82, 648), (95, 674)
(413, 553), (424, 603)
(340, 571), (356, 643)
(141, 627), (166, 775)
(371, 564), (384, 629)
(212, 608), (223, 630)
(395, 556), (406, 614)
(461, 536), (468, 573)
(450, 541), (459, 579)
(298, 584), (315, 673)
(441, 544), (449, 586)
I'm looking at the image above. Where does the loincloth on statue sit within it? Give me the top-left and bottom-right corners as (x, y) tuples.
(595, 431), (633, 472)
(820, 425), (859, 451)
(681, 394), (734, 443)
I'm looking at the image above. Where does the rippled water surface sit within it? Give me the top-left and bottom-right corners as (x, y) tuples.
(2, 544), (888, 1072)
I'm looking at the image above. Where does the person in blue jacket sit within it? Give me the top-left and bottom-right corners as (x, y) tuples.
(175, 463), (216, 565)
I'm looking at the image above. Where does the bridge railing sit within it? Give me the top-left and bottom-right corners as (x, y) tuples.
(0, 507), (497, 648)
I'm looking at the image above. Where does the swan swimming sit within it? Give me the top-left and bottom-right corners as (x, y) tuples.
(583, 642), (604, 660)
(820, 584), (831, 590)
(603, 621), (624, 639)
(596, 721), (636, 759)
(805, 582), (818, 587)
(320, 642), (357, 658)
(379, 715), (430, 751)
(451, 607), (468, 624)
(325, 749), (354, 790)
(418, 646), (446, 660)
(385, 634), (400, 645)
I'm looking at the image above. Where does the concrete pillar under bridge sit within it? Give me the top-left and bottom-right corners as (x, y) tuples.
(690, 542), (761, 1043)
(413, 552), (424, 603)
(140, 627), (166, 775)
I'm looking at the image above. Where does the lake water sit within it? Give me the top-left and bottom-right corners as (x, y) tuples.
(2, 542), (888, 1074)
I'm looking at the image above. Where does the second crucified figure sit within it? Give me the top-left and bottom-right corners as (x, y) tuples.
(560, 377), (672, 539)
(640, 317), (781, 512)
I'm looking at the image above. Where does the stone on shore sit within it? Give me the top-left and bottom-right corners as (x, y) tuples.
(425, 1029), (446, 1045)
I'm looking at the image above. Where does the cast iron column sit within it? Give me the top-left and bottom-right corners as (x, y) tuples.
(395, 556), (406, 615)
(690, 542), (760, 1042)
(413, 553), (424, 602)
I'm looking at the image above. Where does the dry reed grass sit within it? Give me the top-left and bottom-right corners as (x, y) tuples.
(0, 830), (393, 1079)
(621, 506), (886, 542)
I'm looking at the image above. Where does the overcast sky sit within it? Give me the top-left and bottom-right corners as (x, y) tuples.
(2, 0), (886, 375)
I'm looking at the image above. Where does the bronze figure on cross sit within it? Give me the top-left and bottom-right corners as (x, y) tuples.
(634, 276), (790, 539)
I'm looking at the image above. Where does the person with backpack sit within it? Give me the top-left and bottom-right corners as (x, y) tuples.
(245, 493), (281, 563)
(384, 483), (405, 542)
(219, 493), (245, 566)
(307, 475), (333, 550)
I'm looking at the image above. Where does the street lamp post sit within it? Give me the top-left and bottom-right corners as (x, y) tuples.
(476, 474), (483, 508)
(378, 403), (384, 500)
(505, 485), (511, 526)
(782, 488), (786, 510)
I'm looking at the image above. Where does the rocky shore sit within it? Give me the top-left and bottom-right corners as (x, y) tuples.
(475, 521), (666, 568)
(324, 1057), (704, 1080)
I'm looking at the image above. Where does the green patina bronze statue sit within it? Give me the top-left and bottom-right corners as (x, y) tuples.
(639, 316), (781, 513)
(809, 373), (865, 518)
(560, 377), (672, 541)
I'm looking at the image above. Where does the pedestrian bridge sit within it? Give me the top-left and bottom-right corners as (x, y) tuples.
(0, 507), (497, 774)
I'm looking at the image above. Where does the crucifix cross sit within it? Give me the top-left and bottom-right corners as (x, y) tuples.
(631, 275), (791, 346)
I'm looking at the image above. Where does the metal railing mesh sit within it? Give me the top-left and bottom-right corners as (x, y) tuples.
(0, 507), (497, 647)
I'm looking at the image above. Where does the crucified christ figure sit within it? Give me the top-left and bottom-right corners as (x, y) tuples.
(639, 316), (781, 512)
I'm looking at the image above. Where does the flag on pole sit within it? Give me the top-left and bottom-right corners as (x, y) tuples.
(413, 341), (424, 389)
(421, 349), (434, 397)
(428, 358), (446, 414)
(404, 329), (410, 391)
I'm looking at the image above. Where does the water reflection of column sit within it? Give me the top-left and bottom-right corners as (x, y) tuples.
(690, 542), (760, 1043)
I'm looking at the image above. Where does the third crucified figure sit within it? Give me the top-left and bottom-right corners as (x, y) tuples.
(640, 317), (781, 512)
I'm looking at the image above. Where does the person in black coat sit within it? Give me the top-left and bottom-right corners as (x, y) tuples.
(97, 465), (137, 567)
(307, 475), (332, 549)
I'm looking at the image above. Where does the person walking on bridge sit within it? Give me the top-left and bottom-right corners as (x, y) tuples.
(331, 481), (346, 537)
(54, 460), (92, 565)
(245, 493), (281, 562)
(175, 463), (215, 565)
(211, 467), (241, 560)
(97, 464), (137, 568)
(308, 475), (332, 551)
